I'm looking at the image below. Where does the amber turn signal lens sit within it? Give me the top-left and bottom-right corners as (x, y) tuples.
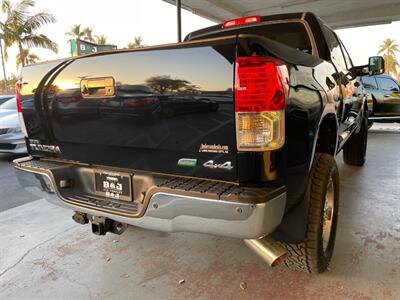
(236, 110), (285, 151)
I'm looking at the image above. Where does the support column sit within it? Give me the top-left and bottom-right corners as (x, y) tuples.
(0, 38), (8, 94)
(176, 0), (182, 42)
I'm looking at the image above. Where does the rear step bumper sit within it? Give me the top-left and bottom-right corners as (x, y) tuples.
(14, 157), (286, 239)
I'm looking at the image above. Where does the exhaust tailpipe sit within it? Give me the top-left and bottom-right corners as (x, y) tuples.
(244, 237), (288, 267)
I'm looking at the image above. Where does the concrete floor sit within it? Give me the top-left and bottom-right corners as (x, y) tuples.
(0, 131), (399, 299)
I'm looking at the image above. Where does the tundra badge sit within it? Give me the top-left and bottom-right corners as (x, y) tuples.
(29, 139), (61, 154)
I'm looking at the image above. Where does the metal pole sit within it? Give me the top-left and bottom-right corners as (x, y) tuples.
(0, 38), (8, 94)
(176, 0), (182, 42)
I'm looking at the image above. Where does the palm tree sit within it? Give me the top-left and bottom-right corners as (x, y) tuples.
(95, 34), (107, 45)
(16, 48), (39, 68)
(378, 38), (400, 75)
(83, 27), (94, 42)
(0, 0), (58, 67)
(65, 24), (95, 42)
(127, 36), (143, 49)
(65, 24), (86, 40)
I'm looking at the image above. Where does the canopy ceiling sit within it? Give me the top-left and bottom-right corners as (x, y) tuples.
(163, 0), (400, 29)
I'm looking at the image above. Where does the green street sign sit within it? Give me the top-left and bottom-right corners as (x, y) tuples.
(69, 39), (117, 57)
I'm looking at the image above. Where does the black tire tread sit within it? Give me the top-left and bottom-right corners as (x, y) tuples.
(280, 153), (339, 273)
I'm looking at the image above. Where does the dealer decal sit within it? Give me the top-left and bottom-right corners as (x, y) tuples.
(199, 143), (229, 154)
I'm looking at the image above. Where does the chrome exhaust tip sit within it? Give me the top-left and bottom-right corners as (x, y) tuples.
(244, 236), (288, 267)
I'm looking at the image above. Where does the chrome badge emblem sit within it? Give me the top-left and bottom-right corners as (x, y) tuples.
(203, 160), (234, 170)
(29, 139), (61, 154)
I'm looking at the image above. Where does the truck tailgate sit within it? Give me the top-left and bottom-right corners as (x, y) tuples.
(20, 37), (237, 181)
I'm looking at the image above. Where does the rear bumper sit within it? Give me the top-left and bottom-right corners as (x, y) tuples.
(14, 157), (286, 239)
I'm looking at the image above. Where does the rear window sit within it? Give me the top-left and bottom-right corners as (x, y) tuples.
(0, 98), (17, 110)
(0, 96), (13, 101)
(376, 77), (399, 91)
(251, 23), (312, 54)
(190, 22), (313, 55)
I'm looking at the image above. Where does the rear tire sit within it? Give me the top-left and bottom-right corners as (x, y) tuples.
(343, 115), (368, 166)
(281, 153), (339, 273)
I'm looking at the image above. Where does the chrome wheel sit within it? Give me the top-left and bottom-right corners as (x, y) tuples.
(322, 177), (335, 252)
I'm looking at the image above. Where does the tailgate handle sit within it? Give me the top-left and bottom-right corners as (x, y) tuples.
(81, 77), (115, 98)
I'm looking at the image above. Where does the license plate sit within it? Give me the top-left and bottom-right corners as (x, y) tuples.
(94, 170), (132, 201)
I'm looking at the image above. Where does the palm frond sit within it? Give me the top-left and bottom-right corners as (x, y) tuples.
(23, 11), (56, 31)
(22, 34), (58, 53)
(16, 48), (39, 67)
(1, 0), (58, 64)
(65, 24), (84, 38)
(83, 27), (94, 42)
(95, 34), (107, 45)
(12, 0), (35, 21)
(1, 0), (11, 14)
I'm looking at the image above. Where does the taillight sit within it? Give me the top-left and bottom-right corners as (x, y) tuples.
(16, 82), (22, 112)
(222, 16), (260, 28)
(235, 56), (289, 152)
(16, 81), (28, 137)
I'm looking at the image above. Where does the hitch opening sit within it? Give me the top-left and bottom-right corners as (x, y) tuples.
(91, 216), (112, 235)
(72, 213), (128, 236)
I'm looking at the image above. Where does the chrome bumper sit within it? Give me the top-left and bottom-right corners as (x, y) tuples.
(14, 158), (286, 239)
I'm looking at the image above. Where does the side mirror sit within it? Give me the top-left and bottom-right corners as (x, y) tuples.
(368, 56), (385, 75)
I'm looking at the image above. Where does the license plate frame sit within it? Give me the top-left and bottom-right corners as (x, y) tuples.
(94, 170), (132, 202)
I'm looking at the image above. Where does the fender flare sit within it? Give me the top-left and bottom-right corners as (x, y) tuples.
(272, 102), (339, 244)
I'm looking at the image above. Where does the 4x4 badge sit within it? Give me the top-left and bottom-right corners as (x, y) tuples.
(203, 160), (234, 170)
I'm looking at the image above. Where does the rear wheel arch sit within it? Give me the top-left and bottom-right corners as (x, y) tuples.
(270, 114), (338, 245)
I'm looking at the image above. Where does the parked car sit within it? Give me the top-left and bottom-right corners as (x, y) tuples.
(0, 112), (27, 154)
(0, 95), (15, 105)
(158, 94), (218, 117)
(14, 12), (383, 273)
(99, 85), (162, 119)
(359, 74), (400, 122)
(0, 97), (18, 118)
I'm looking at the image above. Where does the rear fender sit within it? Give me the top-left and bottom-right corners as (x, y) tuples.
(272, 102), (338, 244)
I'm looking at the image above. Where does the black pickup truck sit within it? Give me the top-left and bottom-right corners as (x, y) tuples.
(358, 74), (400, 122)
(14, 12), (384, 273)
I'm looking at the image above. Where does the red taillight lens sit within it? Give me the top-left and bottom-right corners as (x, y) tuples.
(222, 16), (260, 28)
(234, 56), (289, 152)
(16, 82), (22, 112)
(235, 56), (289, 112)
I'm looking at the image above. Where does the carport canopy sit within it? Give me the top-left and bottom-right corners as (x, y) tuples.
(163, 0), (400, 29)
